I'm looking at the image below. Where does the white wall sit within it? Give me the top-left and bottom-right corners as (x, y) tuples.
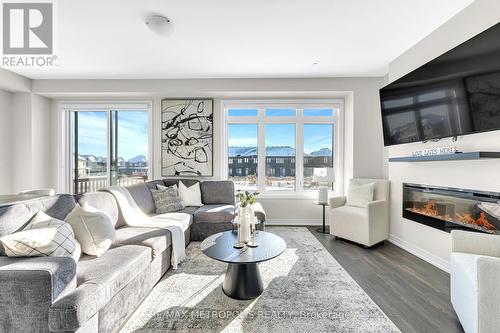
(34, 77), (385, 222)
(31, 94), (53, 189)
(11, 93), (32, 191)
(0, 90), (13, 193)
(0, 68), (31, 93)
(386, 0), (500, 271)
(9, 93), (53, 192)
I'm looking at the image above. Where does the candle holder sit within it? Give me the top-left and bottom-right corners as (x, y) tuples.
(246, 216), (259, 248)
(233, 217), (245, 249)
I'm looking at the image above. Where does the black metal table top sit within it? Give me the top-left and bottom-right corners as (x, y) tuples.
(200, 231), (286, 264)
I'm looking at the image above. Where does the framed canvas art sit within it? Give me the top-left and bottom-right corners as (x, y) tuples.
(161, 99), (213, 176)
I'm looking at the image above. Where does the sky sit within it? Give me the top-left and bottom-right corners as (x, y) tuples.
(228, 123), (333, 154)
(77, 111), (148, 160)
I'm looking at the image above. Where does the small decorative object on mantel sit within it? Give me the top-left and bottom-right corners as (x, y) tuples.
(412, 146), (457, 157)
(161, 98), (214, 177)
(234, 190), (259, 248)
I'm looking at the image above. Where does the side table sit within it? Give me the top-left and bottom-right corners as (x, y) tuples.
(314, 201), (329, 234)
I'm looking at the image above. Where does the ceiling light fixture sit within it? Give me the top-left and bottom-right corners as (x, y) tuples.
(146, 14), (173, 36)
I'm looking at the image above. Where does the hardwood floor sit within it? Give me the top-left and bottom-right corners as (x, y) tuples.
(307, 227), (463, 333)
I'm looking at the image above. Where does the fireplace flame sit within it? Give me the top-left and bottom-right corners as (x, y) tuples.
(410, 201), (496, 231)
(456, 212), (496, 230)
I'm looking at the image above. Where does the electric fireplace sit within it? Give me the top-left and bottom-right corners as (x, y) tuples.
(403, 183), (500, 234)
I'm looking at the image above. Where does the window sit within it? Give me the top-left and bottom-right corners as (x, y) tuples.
(227, 124), (258, 190)
(303, 124), (333, 190)
(265, 108), (296, 117)
(265, 124), (295, 191)
(63, 102), (151, 194)
(224, 100), (342, 194)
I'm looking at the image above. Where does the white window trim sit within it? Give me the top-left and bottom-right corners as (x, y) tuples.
(57, 100), (153, 193)
(221, 99), (344, 198)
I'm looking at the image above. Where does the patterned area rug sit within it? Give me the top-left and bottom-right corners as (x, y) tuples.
(120, 227), (400, 333)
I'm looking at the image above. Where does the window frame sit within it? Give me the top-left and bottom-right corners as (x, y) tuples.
(222, 99), (344, 198)
(58, 101), (153, 193)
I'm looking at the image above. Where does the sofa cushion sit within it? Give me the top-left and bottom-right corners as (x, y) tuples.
(331, 205), (367, 220)
(194, 205), (235, 223)
(0, 194), (76, 237)
(200, 181), (235, 205)
(155, 212), (193, 228)
(179, 206), (198, 215)
(76, 192), (120, 227)
(114, 227), (172, 259)
(124, 183), (156, 215)
(49, 245), (150, 331)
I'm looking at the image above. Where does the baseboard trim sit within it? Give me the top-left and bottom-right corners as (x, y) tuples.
(266, 219), (322, 226)
(388, 234), (450, 273)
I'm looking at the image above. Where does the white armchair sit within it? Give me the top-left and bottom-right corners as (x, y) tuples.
(451, 230), (500, 333)
(329, 178), (389, 247)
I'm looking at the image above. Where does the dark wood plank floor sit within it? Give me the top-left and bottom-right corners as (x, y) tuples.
(307, 227), (463, 333)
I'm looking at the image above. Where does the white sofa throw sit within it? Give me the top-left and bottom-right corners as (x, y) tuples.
(106, 186), (188, 269)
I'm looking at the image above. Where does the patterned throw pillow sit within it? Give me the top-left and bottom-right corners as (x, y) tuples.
(151, 185), (185, 213)
(0, 211), (81, 261)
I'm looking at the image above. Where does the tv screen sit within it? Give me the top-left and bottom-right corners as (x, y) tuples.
(380, 22), (500, 146)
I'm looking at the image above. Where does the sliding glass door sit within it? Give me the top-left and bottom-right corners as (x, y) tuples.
(71, 107), (150, 194)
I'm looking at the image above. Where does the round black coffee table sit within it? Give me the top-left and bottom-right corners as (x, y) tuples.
(200, 231), (286, 300)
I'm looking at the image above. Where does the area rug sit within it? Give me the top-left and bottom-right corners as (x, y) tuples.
(120, 227), (400, 333)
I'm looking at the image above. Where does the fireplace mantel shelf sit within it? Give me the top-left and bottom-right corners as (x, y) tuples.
(389, 151), (500, 162)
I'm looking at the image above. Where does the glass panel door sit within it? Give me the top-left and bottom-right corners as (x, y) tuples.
(72, 109), (149, 194)
(113, 110), (149, 187)
(73, 111), (109, 194)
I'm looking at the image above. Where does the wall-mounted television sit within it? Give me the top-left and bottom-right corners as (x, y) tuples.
(380, 22), (500, 146)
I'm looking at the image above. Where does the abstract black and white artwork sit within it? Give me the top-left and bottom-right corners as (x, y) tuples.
(161, 99), (213, 176)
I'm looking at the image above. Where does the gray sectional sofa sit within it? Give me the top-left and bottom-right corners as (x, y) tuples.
(0, 179), (265, 333)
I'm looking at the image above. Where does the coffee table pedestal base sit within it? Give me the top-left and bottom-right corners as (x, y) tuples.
(222, 263), (263, 300)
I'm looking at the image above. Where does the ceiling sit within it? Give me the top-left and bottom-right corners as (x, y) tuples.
(7, 0), (474, 79)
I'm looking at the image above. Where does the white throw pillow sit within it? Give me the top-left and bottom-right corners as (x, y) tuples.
(346, 181), (375, 207)
(0, 211), (81, 261)
(65, 204), (116, 257)
(178, 181), (203, 207)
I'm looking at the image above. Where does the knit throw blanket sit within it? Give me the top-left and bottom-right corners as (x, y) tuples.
(105, 186), (187, 269)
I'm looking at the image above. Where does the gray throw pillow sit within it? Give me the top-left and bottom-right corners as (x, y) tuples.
(151, 186), (185, 214)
